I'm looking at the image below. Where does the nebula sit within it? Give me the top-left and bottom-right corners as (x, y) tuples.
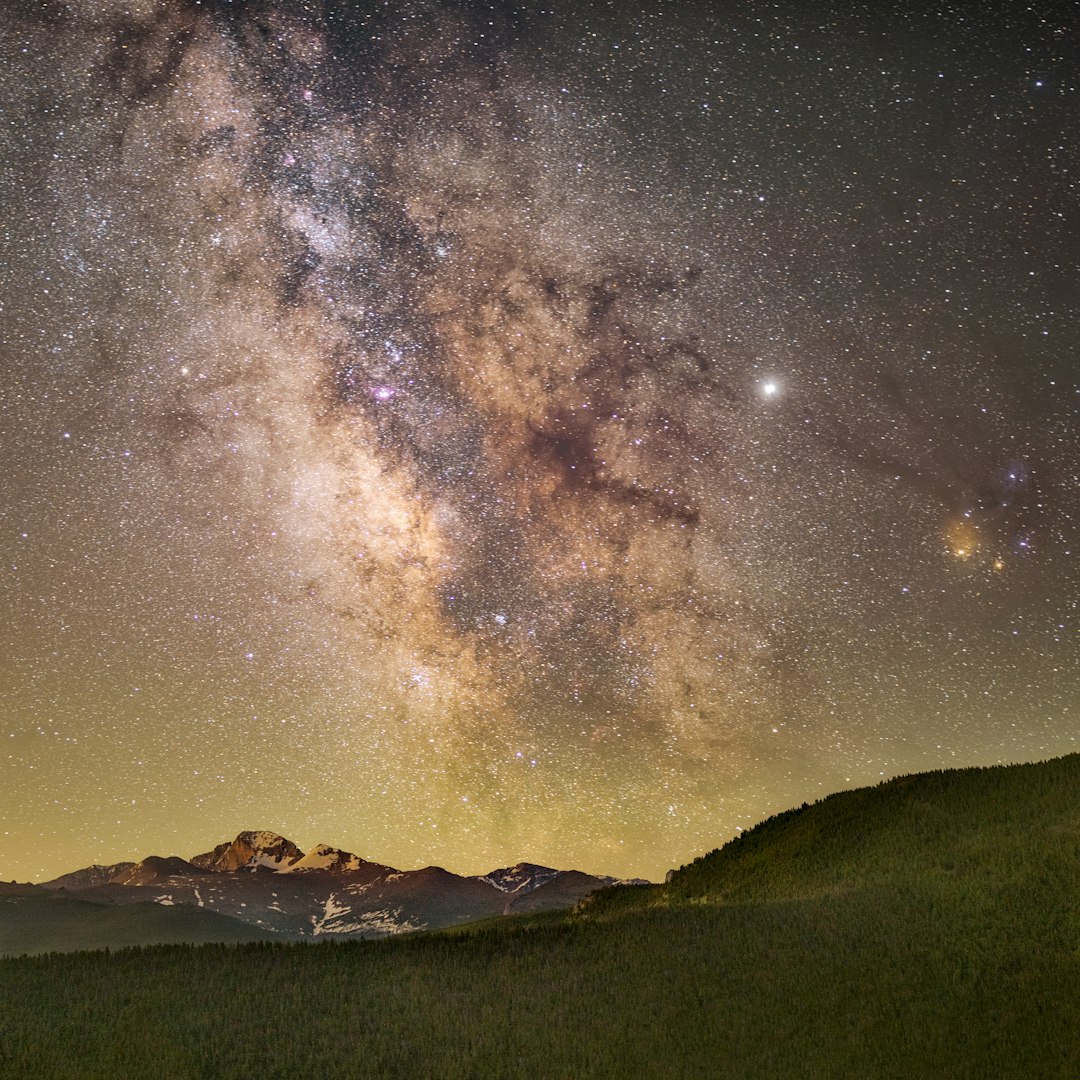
(2, 0), (1077, 881)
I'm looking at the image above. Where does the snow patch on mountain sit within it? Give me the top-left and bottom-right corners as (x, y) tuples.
(310, 894), (424, 937)
(480, 863), (561, 895)
(310, 894), (352, 935)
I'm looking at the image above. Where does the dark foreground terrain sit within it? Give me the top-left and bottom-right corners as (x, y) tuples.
(2, 754), (1079, 1079)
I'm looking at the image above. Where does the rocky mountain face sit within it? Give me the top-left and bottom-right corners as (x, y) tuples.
(190, 831), (306, 873)
(479, 863), (562, 895)
(39, 862), (137, 892)
(33, 832), (642, 944)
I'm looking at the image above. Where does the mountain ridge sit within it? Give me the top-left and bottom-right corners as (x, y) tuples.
(6, 829), (644, 954)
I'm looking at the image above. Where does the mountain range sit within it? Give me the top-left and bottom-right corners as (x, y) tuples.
(1, 831), (647, 955)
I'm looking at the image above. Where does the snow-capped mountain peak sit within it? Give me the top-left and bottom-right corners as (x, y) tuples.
(190, 831), (305, 873)
(286, 843), (368, 874)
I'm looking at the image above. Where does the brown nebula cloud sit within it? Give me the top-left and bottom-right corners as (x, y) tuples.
(3, 0), (1075, 881)
(4, 0), (755, 763)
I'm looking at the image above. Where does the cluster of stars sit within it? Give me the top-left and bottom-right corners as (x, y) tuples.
(0, 0), (1077, 884)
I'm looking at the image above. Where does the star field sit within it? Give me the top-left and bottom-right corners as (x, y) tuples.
(1, 0), (1077, 882)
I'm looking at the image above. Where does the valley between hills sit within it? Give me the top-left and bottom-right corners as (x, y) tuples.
(2, 753), (1079, 1079)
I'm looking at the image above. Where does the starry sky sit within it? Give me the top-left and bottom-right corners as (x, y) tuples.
(2, 0), (1077, 884)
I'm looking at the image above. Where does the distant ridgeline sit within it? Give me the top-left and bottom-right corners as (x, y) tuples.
(1, 831), (647, 957)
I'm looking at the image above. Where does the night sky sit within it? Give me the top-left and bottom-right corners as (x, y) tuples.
(2, 0), (1077, 884)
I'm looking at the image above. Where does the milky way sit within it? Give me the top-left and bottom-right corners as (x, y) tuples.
(2, 0), (1078, 881)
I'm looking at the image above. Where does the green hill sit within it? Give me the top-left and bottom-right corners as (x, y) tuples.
(576, 752), (1080, 923)
(1, 755), (1078, 1079)
(665, 753), (1080, 903)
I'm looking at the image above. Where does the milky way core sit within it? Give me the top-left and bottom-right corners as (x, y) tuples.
(2, 0), (1078, 881)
